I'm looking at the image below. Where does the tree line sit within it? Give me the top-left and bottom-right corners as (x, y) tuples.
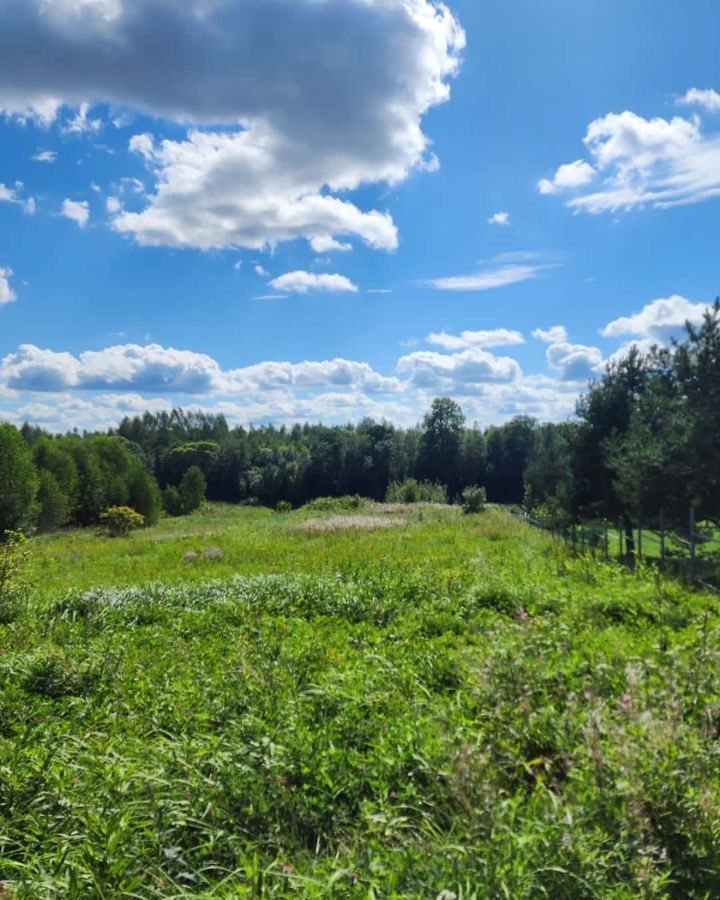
(1, 300), (718, 537)
(525, 300), (720, 543)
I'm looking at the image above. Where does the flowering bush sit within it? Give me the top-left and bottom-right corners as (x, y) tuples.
(99, 506), (145, 537)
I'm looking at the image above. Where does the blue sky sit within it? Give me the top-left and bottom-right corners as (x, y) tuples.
(0, 0), (718, 432)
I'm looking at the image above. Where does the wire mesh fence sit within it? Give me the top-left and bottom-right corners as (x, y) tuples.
(511, 507), (720, 593)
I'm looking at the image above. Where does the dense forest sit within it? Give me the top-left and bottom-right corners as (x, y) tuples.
(1, 301), (718, 537)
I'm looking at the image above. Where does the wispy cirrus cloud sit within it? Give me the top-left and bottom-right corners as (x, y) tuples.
(539, 99), (720, 214)
(426, 328), (525, 350)
(419, 253), (558, 292)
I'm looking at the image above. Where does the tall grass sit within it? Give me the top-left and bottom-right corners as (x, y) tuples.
(1, 507), (719, 896)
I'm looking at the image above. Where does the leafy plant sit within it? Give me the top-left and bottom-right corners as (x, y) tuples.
(461, 484), (487, 514)
(99, 506), (145, 537)
(385, 478), (447, 504)
(0, 529), (29, 620)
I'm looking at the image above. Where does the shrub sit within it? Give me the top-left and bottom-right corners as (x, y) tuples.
(461, 485), (487, 514)
(275, 500), (293, 513)
(163, 485), (184, 517)
(99, 506), (145, 537)
(178, 466), (206, 515)
(0, 530), (29, 621)
(385, 478), (447, 504)
(304, 495), (363, 512)
(127, 469), (162, 526)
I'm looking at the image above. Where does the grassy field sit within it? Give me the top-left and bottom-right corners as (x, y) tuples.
(2, 503), (720, 897)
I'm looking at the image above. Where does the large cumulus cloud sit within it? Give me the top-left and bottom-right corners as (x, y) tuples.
(0, 0), (464, 251)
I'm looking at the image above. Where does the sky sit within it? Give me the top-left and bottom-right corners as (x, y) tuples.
(0, 0), (718, 433)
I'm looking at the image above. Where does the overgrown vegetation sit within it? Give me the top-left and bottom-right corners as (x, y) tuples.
(1, 506), (719, 897)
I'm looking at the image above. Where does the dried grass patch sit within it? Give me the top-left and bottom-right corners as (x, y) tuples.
(298, 515), (409, 533)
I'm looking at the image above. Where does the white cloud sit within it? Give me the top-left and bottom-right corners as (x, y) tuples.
(0, 268), (17, 306)
(426, 329), (525, 350)
(310, 236), (353, 253)
(1, 0), (463, 251)
(0, 97), (61, 127)
(63, 102), (102, 135)
(32, 150), (56, 163)
(254, 264), (269, 278)
(546, 341), (604, 382)
(269, 271), (359, 294)
(62, 199), (90, 228)
(0, 182), (35, 214)
(0, 342), (401, 396)
(601, 295), (712, 343)
(487, 211), (510, 226)
(541, 105), (720, 213)
(118, 176), (145, 194)
(538, 159), (596, 194)
(677, 88), (720, 113)
(106, 196), (122, 214)
(532, 325), (568, 343)
(1, 344), (222, 393)
(397, 348), (521, 389)
(420, 259), (557, 292)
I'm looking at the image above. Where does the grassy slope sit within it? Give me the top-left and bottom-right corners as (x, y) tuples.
(2, 506), (720, 898)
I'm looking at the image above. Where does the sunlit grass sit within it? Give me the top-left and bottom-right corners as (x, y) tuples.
(2, 506), (719, 897)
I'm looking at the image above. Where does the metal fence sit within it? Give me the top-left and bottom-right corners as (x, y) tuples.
(511, 507), (720, 593)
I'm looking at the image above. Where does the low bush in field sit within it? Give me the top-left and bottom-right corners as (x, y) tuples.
(99, 505), (145, 537)
(461, 484), (487, 514)
(2, 512), (720, 897)
(303, 495), (364, 512)
(385, 478), (448, 504)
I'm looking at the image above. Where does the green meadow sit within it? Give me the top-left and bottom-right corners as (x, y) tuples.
(2, 504), (720, 898)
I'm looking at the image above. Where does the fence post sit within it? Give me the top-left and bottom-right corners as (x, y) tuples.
(689, 506), (697, 582)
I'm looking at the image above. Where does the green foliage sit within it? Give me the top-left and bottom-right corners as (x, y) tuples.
(461, 484), (487, 513)
(417, 396), (466, 496)
(275, 499), (293, 513)
(36, 470), (70, 531)
(127, 468), (161, 526)
(0, 529), (29, 620)
(4, 509), (720, 895)
(99, 506), (145, 537)
(385, 478), (447, 504)
(162, 485), (184, 517)
(0, 422), (38, 533)
(178, 465), (206, 514)
(304, 495), (363, 512)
